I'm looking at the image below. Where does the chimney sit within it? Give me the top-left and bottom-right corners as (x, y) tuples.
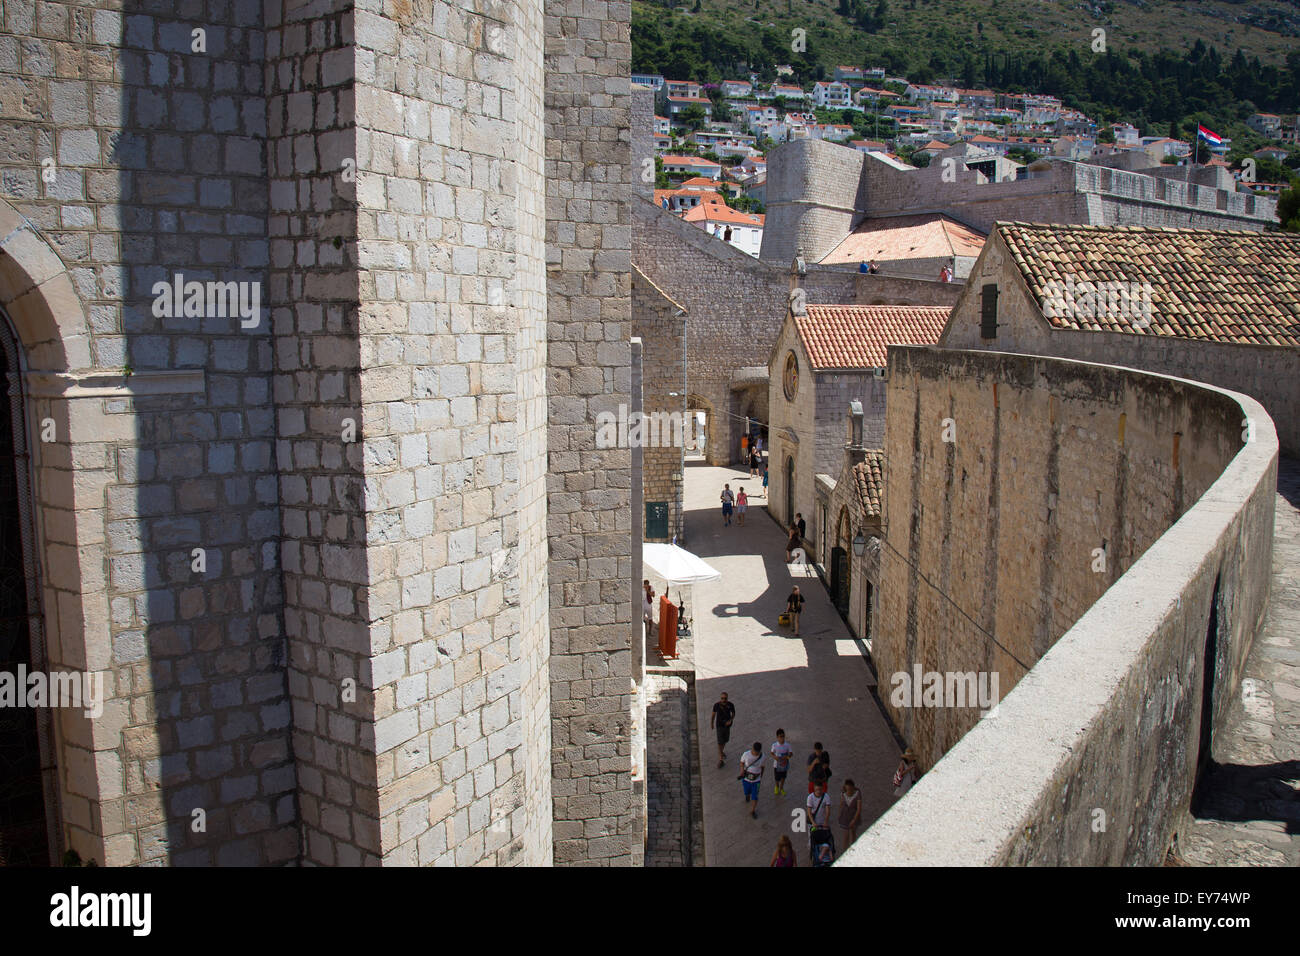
(847, 400), (866, 463)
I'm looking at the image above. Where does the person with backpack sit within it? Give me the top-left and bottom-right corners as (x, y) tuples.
(739, 741), (766, 819)
(806, 781), (835, 864)
(720, 483), (735, 527)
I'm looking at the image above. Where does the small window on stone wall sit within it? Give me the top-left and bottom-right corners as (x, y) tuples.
(980, 284), (999, 339)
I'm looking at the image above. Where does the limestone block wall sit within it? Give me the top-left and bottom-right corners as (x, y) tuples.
(875, 346), (1259, 770)
(346, 0), (554, 867)
(544, 0), (637, 866)
(940, 234), (1300, 457)
(842, 347), (1276, 865)
(631, 267), (685, 543)
(0, 0), (301, 866)
(267, 0), (373, 870)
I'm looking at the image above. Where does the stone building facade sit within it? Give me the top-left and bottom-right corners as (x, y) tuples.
(811, 417), (883, 645)
(0, 0), (634, 867)
(766, 302), (948, 558)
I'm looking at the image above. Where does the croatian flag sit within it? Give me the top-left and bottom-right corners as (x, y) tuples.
(1197, 124), (1223, 146)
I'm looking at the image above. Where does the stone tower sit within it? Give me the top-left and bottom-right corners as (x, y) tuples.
(0, 0), (633, 866)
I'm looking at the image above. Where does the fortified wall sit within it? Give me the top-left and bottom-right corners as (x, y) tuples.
(760, 138), (1278, 265)
(0, 0), (633, 867)
(848, 347), (1276, 865)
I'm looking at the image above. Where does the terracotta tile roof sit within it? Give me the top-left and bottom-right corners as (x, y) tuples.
(820, 213), (986, 265)
(795, 304), (951, 369)
(853, 452), (885, 519)
(996, 222), (1300, 346)
(682, 203), (764, 227)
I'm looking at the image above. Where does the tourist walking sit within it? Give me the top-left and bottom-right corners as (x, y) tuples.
(736, 487), (748, 526)
(720, 483), (734, 526)
(785, 585), (805, 635)
(770, 729), (793, 796)
(770, 835), (797, 867)
(839, 779), (862, 845)
(806, 741), (830, 794)
(761, 466), (769, 498)
(739, 742), (766, 819)
(711, 692), (735, 768)
(749, 448), (759, 478)
(893, 748), (919, 798)
(785, 524), (801, 562)
(806, 781), (835, 865)
(795, 512), (806, 541)
(642, 580), (655, 645)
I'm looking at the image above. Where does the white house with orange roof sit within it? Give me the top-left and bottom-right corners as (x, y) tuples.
(682, 203), (766, 256)
(660, 154), (723, 179)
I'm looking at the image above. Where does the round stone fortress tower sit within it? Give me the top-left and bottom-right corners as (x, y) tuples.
(758, 138), (869, 265)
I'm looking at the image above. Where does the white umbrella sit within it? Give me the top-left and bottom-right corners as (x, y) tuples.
(642, 542), (721, 586)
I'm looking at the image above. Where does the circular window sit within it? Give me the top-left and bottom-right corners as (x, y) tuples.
(783, 351), (799, 401)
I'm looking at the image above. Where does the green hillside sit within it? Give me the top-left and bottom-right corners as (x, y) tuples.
(633, 0), (1300, 132)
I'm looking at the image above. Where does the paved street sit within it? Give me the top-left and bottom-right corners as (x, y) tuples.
(678, 460), (902, 867)
(1182, 458), (1300, 866)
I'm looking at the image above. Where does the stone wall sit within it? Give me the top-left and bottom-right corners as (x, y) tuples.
(0, 0), (299, 866)
(760, 137), (868, 264)
(269, 0), (366, 868)
(543, 0), (636, 866)
(875, 346), (1265, 770)
(842, 346), (1277, 865)
(631, 267), (685, 543)
(940, 233), (1300, 457)
(0, 0), (630, 868)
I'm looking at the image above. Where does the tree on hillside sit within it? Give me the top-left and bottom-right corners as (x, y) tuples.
(679, 104), (708, 131)
(1277, 182), (1300, 231)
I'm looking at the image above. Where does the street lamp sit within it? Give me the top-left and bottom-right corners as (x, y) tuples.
(852, 531), (866, 557)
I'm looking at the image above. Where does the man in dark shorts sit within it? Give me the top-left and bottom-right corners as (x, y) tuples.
(720, 483), (734, 526)
(711, 692), (735, 768)
(786, 585), (805, 635)
(770, 728), (794, 797)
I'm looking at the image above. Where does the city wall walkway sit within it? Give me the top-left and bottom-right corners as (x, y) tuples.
(1183, 457), (1300, 866)
(674, 461), (902, 867)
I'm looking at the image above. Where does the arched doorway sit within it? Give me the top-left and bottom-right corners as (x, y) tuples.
(830, 507), (851, 618)
(0, 309), (54, 865)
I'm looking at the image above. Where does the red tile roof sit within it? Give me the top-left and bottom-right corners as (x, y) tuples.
(819, 213), (986, 265)
(853, 453), (885, 519)
(795, 304), (951, 369)
(997, 222), (1300, 346)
